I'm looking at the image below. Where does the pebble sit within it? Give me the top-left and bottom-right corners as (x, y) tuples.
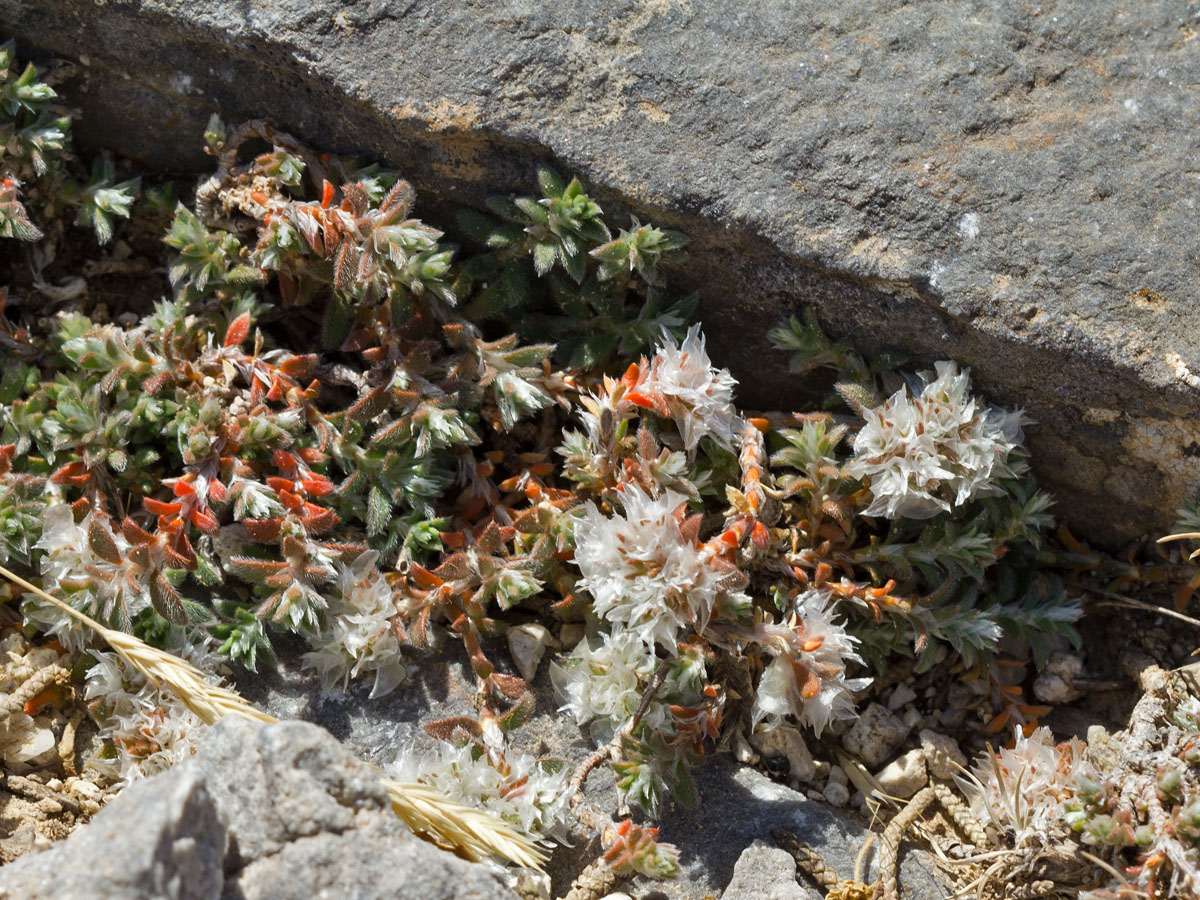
(823, 782), (850, 807)
(873, 748), (928, 799)
(505, 622), (557, 682)
(751, 725), (816, 782)
(733, 729), (759, 765)
(826, 764), (847, 787)
(887, 683), (917, 710)
(35, 797), (62, 815)
(1033, 651), (1084, 704)
(945, 682), (973, 710)
(66, 778), (102, 801)
(842, 703), (910, 768)
(919, 729), (967, 780)
(811, 759), (830, 781)
(901, 708), (922, 729)
(557, 622), (585, 649)
(0, 714), (57, 768)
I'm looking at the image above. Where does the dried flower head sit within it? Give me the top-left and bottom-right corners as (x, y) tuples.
(847, 361), (1025, 519)
(960, 725), (1093, 849)
(85, 636), (222, 782)
(391, 739), (571, 843)
(302, 550), (406, 699)
(633, 325), (742, 453)
(573, 485), (738, 650)
(752, 589), (870, 737)
(550, 628), (664, 741)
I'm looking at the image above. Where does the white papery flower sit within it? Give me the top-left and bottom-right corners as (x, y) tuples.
(960, 725), (1093, 848)
(24, 503), (146, 651)
(846, 361), (1025, 519)
(752, 590), (870, 737)
(302, 551), (406, 699)
(550, 628), (666, 741)
(85, 637), (222, 783)
(573, 485), (726, 649)
(391, 740), (571, 842)
(641, 325), (742, 453)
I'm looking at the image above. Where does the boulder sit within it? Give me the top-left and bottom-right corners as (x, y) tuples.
(721, 842), (817, 900)
(0, 718), (514, 900)
(4, 1), (1199, 545)
(0, 766), (226, 900)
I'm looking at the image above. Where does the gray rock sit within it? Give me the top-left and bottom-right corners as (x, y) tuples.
(721, 842), (817, 900)
(3, 0), (1199, 545)
(0, 718), (514, 900)
(873, 748), (929, 800)
(841, 703), (910, 769)
(0, 766), (225, 900)
(197, 718), (514, 900)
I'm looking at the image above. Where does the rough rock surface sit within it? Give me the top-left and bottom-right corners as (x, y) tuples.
(0, 718), (514, 900)
(0, 766), (225, 900)
(841, 702), (911, 768)
(5, 0), (1200, 544)
(721, 842), (817, 900)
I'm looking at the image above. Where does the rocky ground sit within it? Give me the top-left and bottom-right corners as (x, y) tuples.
(0, 574), (1194, 900)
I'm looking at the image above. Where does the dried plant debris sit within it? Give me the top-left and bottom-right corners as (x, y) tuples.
(0, 625), (105, 860)
(6, 43), (1199, 900)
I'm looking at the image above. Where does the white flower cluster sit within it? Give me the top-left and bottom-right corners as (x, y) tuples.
(391, 740), (571, 842)
(302, 551), (406, 699)
(961, 725), (1093, 848)
(85, 638), (222, 783)
(25, 503), (145, 650)
(752, 590), (870, 737)
(846, 361), (1025, 519)
(573, 485), (739, 650)
(639, 325), (742, 453)
(551, 629), (670, 742)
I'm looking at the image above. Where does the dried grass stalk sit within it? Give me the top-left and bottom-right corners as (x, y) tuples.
(0, 563), (545, 868)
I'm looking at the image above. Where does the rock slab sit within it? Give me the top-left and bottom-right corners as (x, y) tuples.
(0, 718), (513, 900)
(6, 0), (1200, 544)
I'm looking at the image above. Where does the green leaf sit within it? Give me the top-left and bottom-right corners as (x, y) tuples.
(536, 166), (565, 198)
(367, 485), (392, 536)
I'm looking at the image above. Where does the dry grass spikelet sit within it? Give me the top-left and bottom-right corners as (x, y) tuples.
(0, 563), (545, 869)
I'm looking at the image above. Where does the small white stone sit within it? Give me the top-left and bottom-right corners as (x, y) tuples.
(823, 782), (850, 807)
(733, 728), (760, 765)
(826, 764), (847, 787)
(902, 708), (923, 729)
(0, 714), (57, 768)
(887, 683), (917, 711)
(919, 729), (967, 780)
(1033, 651), (1085, 704)
(67, 779), (102, 801)
(750, 725), (815, 781)
(874, 748), (928, 799)
(506, 623), (557, 682)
